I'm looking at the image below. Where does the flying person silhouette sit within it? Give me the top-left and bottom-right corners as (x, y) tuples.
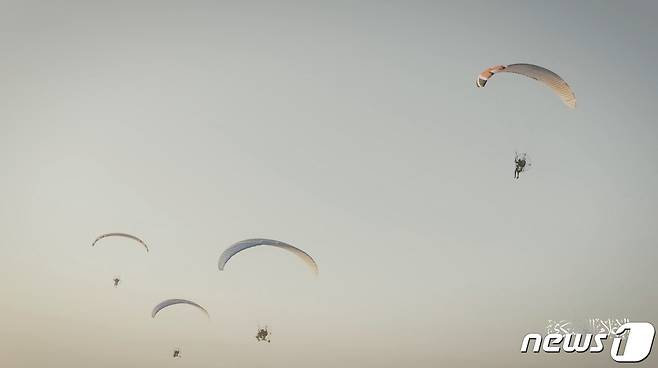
(514, 152), (529, 179)
(256, 327), (271, 343)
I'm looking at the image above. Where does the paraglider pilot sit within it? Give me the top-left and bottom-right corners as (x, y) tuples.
(256, 327), (271, 343)
(173, 348), (181, 358)
(514, 153), (527, 179)
(113, 277), (120, 287)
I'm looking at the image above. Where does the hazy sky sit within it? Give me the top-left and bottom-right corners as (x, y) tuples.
(1, 1), (657, 367)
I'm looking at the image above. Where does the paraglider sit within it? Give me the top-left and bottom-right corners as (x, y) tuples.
(151, 299), (210, 319)
(92, 233), (148, 287)
(514, 152), (531, 179)
(92, 232), (149, 252)
(152, 299), (209, 358)
(476, 63), (576, 108)
(218, 238), (319, 275)
(256, 326), (271, 343)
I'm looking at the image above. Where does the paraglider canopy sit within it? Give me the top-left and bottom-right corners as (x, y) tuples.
(151, 299), (210, 319)
(476, 63), (576, 108)
(218, 238), (319, 275)
(92, 233), (149, 252)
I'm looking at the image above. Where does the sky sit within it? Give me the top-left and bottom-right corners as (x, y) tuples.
(1, 1), (657, 367)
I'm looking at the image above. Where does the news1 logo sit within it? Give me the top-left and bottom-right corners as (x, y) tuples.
(521, 322), (655, 363)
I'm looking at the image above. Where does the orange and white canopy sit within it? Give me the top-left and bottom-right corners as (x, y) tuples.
(476, 63), (576, 108)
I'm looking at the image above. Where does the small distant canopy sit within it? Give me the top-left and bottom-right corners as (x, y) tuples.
(476, 63), (576, 108)
(218, 238), (319, 275)
(92, 233), (149, 252)
(151, 299), (210, 319)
